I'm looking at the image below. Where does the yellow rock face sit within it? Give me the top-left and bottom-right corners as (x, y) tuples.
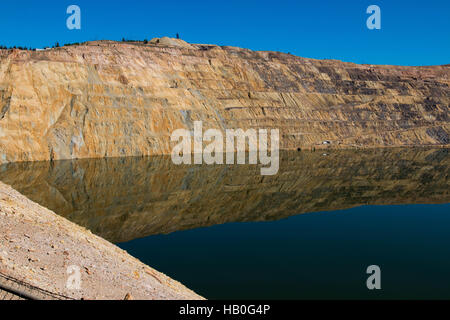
(0, 40), (449, 163)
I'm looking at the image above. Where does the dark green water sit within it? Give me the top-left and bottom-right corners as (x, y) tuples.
(119, 203), (450, 299)
(0, 148), (449, 299)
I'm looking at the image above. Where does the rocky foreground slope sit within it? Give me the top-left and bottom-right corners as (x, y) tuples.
(0, 38), (449, 163)
(0, 181), (202, 299)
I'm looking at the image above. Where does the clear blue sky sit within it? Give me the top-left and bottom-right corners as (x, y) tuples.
(0, 0), (448, 66)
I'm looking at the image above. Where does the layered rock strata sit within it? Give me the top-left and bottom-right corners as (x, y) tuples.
(0, 39), (449, 163)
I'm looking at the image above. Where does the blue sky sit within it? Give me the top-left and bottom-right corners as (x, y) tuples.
(0, 0), (448, 66)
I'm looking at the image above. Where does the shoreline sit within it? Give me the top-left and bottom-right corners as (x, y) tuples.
(0, 181), (203, 300)
(0, 145), (448, 165)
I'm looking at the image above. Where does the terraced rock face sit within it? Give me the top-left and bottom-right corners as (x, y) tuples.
(0, 40), (449, 163)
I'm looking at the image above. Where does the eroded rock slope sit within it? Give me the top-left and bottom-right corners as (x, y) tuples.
(0, 39), (449, 163)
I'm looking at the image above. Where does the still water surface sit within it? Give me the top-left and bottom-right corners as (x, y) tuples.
(0, 148), (449, 299)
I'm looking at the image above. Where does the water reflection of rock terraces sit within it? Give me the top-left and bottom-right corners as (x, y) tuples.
(0, 148), (448, 243)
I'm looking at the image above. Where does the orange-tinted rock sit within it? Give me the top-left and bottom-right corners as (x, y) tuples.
(0, 40), (449, 163)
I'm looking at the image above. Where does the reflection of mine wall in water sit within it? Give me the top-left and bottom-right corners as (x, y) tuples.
(0, 148), (449, 243)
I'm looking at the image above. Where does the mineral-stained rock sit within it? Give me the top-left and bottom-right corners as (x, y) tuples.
(0, 39), (449, 163)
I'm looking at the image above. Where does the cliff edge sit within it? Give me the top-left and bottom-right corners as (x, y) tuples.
(0, 39), (449, 163)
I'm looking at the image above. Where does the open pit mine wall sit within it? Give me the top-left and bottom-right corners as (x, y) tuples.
(0, 40), (449, 163)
